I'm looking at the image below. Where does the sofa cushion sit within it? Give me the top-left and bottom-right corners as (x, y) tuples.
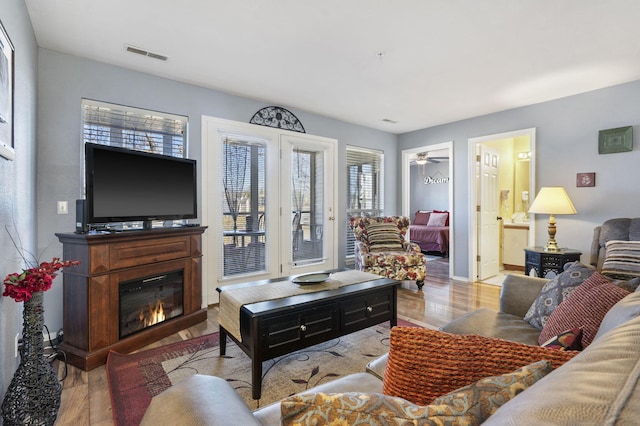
(524, 262), (596, 330)
(616, 276), (640, 293)
(484, 315), (640, 426)
(281, 361), (551, 426)
(382, 327), (577, 406)
(593, 290), (640, 342)
(441, 308), (541, 346)
(538, 272), (629, 348)
(365, 222), (404, 252)
(140, 375), (261, 426)
(601, 240), (640, 280)
(365, 353), (389, 380)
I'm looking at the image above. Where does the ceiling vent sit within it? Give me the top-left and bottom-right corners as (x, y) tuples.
(125, 45), (168, 61)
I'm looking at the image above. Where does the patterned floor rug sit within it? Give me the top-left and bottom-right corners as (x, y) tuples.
(106, 319), (416, 425)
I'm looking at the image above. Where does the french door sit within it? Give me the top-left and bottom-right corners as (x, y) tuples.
(280, 133), (336, 276)
(201, 117), (337, 303)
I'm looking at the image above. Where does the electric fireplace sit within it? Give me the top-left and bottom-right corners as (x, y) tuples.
(119, 270), (184, 339)
(56, 227), (207, 370)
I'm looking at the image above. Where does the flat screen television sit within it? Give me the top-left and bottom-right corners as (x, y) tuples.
(85, 143), (197, 228)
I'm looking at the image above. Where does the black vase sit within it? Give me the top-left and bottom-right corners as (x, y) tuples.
(1, 291), (62, 425)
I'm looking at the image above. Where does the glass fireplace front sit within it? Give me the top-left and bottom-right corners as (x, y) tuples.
(119, 270), (184, 339)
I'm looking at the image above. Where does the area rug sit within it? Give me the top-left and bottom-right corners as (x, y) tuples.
(106, 319), (417, 425)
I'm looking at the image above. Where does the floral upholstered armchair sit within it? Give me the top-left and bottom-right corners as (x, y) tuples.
(349, 216), (426, 289)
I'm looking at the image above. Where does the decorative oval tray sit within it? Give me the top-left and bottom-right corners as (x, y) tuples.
(291, 273), (331, 285)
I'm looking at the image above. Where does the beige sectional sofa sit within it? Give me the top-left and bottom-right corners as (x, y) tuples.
(141, 218), (640, 425)
(141, 272), (640, 425)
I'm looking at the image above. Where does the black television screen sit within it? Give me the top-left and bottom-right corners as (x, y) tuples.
(85, 143), (197, 225)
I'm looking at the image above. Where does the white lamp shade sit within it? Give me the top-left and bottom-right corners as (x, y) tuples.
(528, 187), (577, 215)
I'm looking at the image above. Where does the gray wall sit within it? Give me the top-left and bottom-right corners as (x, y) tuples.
(399, 81), (640, 277)
(410, 162), (449, 214)
(0, 0), (39, 402)
(36, 49), (398, 333)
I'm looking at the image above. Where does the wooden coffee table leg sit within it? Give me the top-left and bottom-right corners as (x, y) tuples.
(252, 356), (263, 399)
(219, 327), (227, 356)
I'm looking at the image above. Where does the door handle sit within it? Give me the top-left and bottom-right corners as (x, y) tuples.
(497, 216), (503, 221)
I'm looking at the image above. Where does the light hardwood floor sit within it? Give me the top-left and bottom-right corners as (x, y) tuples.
(52, 272), (501, 425)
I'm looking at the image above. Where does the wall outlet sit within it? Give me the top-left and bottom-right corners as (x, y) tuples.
(57, 200), (68, 214)
(14, 333), (19, 358)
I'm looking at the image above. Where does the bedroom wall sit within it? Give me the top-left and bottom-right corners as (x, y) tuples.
(409, 161), (449, 213)
(0, 0), (39, 401)
(36, 48), (398, 333)
(398, 80), (640, 279)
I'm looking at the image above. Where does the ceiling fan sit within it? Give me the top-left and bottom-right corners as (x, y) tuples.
(415, 152), (448, 164)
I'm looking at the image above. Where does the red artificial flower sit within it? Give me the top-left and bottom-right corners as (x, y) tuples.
(2, 258), (79, 302)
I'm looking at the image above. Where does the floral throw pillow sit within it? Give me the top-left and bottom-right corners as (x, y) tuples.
(281, 361), (551, 426)
(524, 262), (596, 330)
(540, 327), (583, 351)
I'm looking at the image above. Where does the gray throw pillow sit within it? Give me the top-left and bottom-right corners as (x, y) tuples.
(614, 277), (640, 293)
(523, 262), (595, 330)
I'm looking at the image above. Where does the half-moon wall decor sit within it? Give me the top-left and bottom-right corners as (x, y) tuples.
(249, 106), (305, 133)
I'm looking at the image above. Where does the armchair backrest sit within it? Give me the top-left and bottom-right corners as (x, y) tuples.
(590, 218), (640, 270)
(349, 216), (410, 245)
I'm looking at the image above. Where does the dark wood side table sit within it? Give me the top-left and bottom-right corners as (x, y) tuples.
(524, 247), (582, 279)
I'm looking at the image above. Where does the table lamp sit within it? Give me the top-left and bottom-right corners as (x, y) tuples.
(528, 187), (577, 252)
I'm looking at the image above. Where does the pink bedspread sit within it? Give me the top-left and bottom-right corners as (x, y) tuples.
(410, 225), (449, 254)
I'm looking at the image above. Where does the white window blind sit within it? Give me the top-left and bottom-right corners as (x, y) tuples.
(222, 137), (267, 277)
(292, 147), (324, 265)
(81, 99), (187, 158)
(346, 146), (384, 258)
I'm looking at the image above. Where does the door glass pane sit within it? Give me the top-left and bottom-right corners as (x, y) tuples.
(291, 147), (324, 264)
(222, 138), (266, 277)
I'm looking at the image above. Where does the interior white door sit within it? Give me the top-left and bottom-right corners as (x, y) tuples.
(478, 145), (500, 280)
(280, 133), (337, 276)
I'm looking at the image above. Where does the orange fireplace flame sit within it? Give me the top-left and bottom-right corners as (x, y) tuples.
(141, 299), (166, 327)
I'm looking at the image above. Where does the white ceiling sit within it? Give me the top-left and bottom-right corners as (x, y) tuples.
(24, 0), (640, 134)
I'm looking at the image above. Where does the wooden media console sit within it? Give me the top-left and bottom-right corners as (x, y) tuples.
(56, 227), (207, 370)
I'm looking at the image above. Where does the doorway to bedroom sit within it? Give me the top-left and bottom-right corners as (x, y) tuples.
(401, 141), (453, 279)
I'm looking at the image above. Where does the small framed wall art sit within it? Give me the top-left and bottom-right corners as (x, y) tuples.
(598, 126), (633, 154)
(576, 172), (595, 188)
(0, 19), (15, 161)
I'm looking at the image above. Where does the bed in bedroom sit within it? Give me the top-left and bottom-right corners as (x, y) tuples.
(409, 210), (450, 255)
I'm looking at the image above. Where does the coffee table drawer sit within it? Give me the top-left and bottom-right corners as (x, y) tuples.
(341, 289), (394, 333)
(262, 304), (338, 355)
